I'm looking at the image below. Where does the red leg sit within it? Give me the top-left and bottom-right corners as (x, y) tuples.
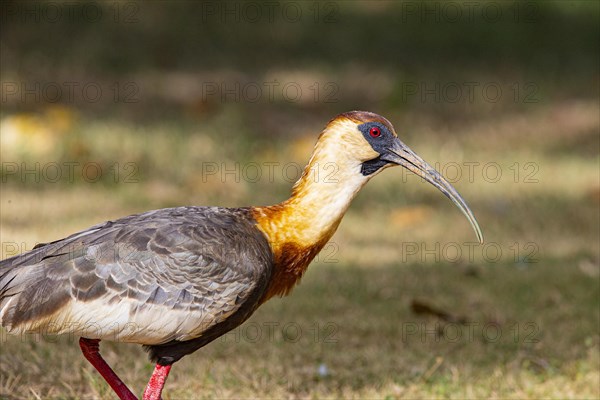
(142, 364), (172, 400)
(79, 338), (137, 400)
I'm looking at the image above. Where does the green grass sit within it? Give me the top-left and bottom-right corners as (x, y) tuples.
(0, 99), (598, 399)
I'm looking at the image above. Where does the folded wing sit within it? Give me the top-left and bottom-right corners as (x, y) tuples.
(0, 207), (273, 346)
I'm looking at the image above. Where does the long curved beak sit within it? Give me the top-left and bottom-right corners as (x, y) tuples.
(381, 138), (484, 243)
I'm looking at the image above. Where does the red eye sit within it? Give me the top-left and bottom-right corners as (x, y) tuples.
(369, 126), (381, 138)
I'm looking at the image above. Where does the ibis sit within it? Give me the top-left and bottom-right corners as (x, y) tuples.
(0, 111), (483, 399)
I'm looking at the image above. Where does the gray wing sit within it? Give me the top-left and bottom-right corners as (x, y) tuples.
(0, 207), (273, 345)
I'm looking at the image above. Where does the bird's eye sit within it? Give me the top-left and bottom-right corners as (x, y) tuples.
(369, 126), (381, 138)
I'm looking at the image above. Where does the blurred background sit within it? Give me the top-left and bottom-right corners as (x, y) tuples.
(1, 1), (598, 398)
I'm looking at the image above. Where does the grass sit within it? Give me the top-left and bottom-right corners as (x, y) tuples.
(0, 98), (598, 399)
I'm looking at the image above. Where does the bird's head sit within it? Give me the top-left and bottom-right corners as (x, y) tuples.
(314, 111), (483, 243)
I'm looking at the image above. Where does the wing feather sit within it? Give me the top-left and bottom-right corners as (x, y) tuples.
(0, 207), (272, 345)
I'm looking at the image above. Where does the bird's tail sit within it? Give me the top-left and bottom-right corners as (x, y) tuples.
(0, 244), (59, 332)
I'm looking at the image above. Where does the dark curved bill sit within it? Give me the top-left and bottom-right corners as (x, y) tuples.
(381, 138), (484, 244)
